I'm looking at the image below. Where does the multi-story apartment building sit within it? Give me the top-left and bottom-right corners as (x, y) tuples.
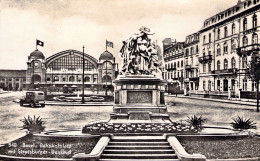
(198, 0), (260, 98)
(163, 0), (260, 99)
(163, 40), (185, 94)
(183, 33), (200, 95)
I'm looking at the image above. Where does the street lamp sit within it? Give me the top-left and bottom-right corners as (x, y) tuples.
(82, 46), (85, 104)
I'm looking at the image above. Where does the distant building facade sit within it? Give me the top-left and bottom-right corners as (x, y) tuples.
(0, 70), (26, 91)
(184, 33), (200, 95)
(163, 40), (185, 94)
(163, 0), (260, 99)
(25, 49), (118, 93)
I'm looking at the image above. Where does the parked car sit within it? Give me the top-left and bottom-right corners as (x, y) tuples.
(20, 91), (45, 107)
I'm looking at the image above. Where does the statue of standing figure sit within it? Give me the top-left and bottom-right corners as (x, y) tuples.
(119, 26), (162, 77)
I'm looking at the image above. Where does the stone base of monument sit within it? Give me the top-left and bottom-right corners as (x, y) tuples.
(110, 75), (172, 123)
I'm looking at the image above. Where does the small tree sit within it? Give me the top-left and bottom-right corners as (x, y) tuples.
(246, 52), (260, 112)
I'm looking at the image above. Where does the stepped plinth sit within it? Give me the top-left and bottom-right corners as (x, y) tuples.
(109, 75), (171, 123)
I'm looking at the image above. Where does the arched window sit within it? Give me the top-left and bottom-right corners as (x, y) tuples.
(84, 76), (90, 82)
(54, 76), (59, 82)
(223, 42), (228, 54)
(102, 75), (112, 83)
(217, 60), (221, 70)
(203, 35), (206, 44)
(69, 76), (75, 82)
(103, 61), (112, 69)
(243, 36), (248, 46)
(242, 56), (247, 68)
(217, 29), (221, 39)
(253, 14), (257, 28)
(32, 75), (41, 83)
(217, 44), (221, 56)
(177, 61), (180, 68)
(231, 57), (236, 68)
(224, 59), (228, 69)
(252, 33), (258, 44)
(243, 18), (247, 31)
(232, 23), (235, 35)
(203, 48), (206, 56)
(209, 33), (211, 43)
(224, 26), (228, 37)
(186, 49), (189, 57)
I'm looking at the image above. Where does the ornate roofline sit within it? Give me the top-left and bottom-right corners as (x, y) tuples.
(46, 49), (98, 68)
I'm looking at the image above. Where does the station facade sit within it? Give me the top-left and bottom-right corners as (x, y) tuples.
(25, 49), (118, 94)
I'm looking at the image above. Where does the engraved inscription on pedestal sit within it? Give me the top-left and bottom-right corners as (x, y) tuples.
(129, 111), (150, 120)
(127, 91), (152, 104)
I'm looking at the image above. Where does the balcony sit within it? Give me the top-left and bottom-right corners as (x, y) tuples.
(237, 44), (260, 57)
(189, 77), (199, 82)
(166, 67), (176, 71)
(211, 68), (238, 75)
(185, 65), (194, 70)
(171, 77), (183, 82)
(243, 27), (257, 35)
(198, 55), (213, 63)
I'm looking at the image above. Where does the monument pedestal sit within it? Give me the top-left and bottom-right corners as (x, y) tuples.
(109, 75), (172, 123)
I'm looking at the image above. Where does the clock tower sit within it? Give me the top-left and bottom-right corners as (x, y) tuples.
(26, 49), (46, 89)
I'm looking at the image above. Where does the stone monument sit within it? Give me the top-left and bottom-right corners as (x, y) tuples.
(110, 26), (171, 123)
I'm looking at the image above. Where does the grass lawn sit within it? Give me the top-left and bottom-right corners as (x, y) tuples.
(0, 135), (99, 158)
(178, 135), (260, 159)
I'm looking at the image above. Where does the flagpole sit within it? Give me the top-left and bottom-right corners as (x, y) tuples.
(36, 39), (37, 50)
(106, 40), (107, 51)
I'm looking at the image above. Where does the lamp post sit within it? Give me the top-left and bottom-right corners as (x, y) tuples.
(82, 46), (85, 104)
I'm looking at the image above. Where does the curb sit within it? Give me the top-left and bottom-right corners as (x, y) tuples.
(166, 95), (257, 107)
(45, 101), (113, 106)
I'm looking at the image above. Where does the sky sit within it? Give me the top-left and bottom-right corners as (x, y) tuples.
(0, 0), (239, 69)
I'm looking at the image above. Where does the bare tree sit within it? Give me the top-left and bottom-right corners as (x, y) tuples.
(246, 52), (260, 112)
